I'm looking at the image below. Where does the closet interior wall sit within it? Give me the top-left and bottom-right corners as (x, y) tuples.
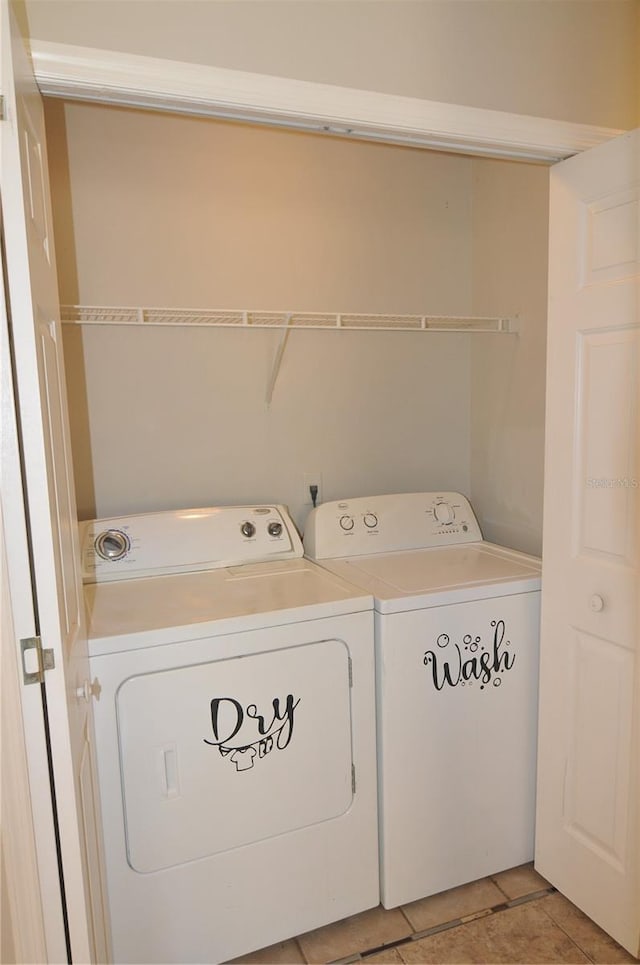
(26, 0), (640, 131)
(44, 98), (548, 548)
(470, 159), (549, 557)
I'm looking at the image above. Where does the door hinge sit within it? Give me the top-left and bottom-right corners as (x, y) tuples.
(352, 764), (356, 794)
(20, 636), (55, 685)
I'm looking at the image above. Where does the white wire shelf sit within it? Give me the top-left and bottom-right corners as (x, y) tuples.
(60, 305), (517, 334)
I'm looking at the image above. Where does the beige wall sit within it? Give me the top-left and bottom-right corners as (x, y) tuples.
(46, 102), (473, 313)
(47, 101), (476, 528)
(26, 1), (639, 130)
(28, 0), (638, 548)
(470, 158), (550, 557)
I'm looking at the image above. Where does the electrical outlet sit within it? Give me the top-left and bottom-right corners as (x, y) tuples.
(303, 472), (323, 506)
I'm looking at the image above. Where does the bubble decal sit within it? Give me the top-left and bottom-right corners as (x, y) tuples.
(422, 619), (516, 692)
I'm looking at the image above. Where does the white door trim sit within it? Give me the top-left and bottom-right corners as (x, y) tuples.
(1, 240), (67, 963)
(1, 512), (50, 965)
(30, 40), (622, 163)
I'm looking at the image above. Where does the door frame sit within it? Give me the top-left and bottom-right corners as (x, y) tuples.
(1, 509), (51, 965)
(2, 30), (630, 964)
(29, 40), (622, 163)
(1, 239), (68, 962)
(1, 2), (107, 960)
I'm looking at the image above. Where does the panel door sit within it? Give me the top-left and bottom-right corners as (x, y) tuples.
(536, 129), (639, 956)
(0, 1), (109, 960)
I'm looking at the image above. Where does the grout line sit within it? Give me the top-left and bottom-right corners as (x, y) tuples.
(231, 884), (629, 965)
(294, 937), (311, 964)
(535, 901), (599, 965)
(490, 874), (513, 903)
(398, 905), (413, 934)
(354, 886), (559, 961)
(543, 923), (595, 965)
(408, 888), (556, 943)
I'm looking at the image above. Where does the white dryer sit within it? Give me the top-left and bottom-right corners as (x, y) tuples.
(304, 492), (542, 909)
(81, 504), (379, 964)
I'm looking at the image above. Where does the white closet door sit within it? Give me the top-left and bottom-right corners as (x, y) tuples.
(0, 1), (109, 960)
(536, 128), (639, 957)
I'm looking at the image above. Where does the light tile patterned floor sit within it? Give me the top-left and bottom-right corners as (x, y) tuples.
(229, 864), (639, 965)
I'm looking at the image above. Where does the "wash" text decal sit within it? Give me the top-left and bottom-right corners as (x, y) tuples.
(423, 619), (515, 691)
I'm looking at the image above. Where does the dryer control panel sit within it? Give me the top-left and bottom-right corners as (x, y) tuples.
(81, 505), (303, 582)
(304, 492), (482, 560)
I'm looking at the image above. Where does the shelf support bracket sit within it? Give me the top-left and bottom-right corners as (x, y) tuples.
(265, 314), (293, 407)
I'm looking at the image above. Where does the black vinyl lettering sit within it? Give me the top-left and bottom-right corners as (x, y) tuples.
(203, 693), (301, 771)
(423, 619), (517, 692)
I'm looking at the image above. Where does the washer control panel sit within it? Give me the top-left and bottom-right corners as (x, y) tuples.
(304, 492), (482, 560)
(81, 504), (303, 582)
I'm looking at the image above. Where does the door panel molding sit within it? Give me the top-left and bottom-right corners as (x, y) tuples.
(565, 629), (633, 870)
(575, 327), (639, 566)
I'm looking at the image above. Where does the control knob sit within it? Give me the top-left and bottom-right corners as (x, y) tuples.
(364, 513), (378, 529)
(339, 515), (355, 531)
(267, 521), (283, 537)
(95, 529), (130, 561)
(241, 521), (256, 538)
(434, 502), (455, 525)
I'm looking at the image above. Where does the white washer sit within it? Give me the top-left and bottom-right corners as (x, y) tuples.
(304, 492), (542, 909)
(82, 504), (379, 964)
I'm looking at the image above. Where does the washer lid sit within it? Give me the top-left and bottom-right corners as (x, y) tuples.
(85, 558), (373, 656)
(322, 542), (541, 613)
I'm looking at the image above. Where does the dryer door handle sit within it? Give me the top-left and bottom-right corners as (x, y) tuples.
(161, 744), (180, 798)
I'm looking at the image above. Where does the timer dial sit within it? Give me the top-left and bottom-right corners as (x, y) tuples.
(241, 521), (256, 538)
(363, 513), (378, 529)
(267, 521), (283, 537)
(339, 515), (355, 532)
(95, 529), (130, 561)
(434, 502), (455, 525)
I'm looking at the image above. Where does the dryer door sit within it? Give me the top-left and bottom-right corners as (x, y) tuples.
(116, 637), (353, 872)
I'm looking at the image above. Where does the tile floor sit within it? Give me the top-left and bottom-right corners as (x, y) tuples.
(229, 864), (639, 965)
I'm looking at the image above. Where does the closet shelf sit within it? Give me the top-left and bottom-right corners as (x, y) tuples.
(61, 305), (518, 405)
(60, 306), (517, 334)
